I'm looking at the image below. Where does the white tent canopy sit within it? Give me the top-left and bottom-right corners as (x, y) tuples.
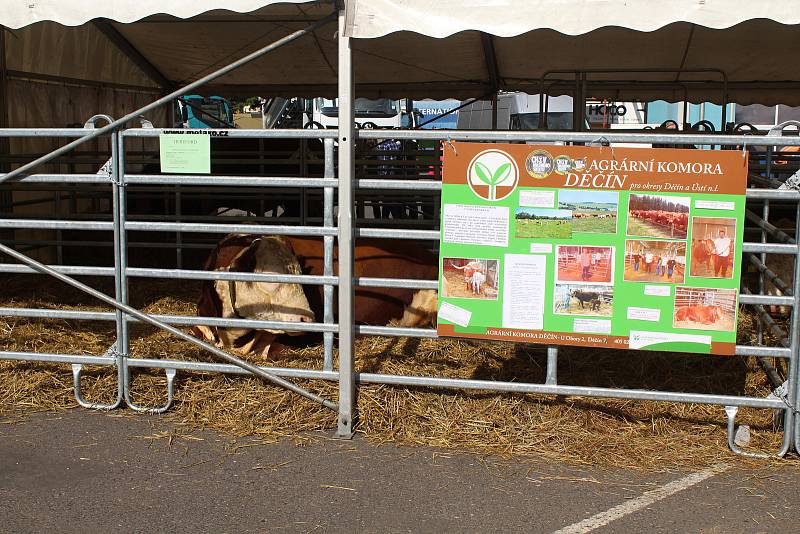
(1, 0), (800, 130)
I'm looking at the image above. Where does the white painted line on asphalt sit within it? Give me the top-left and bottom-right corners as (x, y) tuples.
(552, 463), (729, 534)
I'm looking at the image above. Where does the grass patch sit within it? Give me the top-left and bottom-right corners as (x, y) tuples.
(515, 219), (572, 239)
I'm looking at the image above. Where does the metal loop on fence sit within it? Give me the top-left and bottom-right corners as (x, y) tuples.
(71, 363), (124, 410)
(83, 115), (115, 129)
(124, 368), (177, 414)
(725, 405), (792, 458)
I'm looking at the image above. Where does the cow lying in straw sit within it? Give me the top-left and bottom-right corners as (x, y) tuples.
(192, 234), (439, 358)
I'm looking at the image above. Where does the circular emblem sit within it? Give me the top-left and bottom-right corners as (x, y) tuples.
(553, 155), (573, 175)
(572, 157), (587, 172)
(525, 150), (554, 179)
(467, 149), (519, 201)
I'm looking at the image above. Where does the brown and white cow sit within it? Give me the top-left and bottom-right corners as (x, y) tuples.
(192, 234), (439, 358)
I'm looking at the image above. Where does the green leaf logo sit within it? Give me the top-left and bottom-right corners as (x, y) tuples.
(468, 150), (518, 201)
(474, 161), (492, 185)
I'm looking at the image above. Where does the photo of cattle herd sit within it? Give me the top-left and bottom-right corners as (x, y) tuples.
(557, 190), (619, 234)
(554, 284), (614, 317)
(441, 258), (499, 300)
(515, 208), (573, 238)
(626, 194), (690, 240)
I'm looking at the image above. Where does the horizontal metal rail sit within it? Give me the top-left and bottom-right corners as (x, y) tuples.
(0, 307), (337, 333)
(1, 305), (787, 357)
(122, 128), (338, 139)
(0, 263), (435, 290)
(124, 221), (337, 236)
(739, 293), (795, 307)
(0, 350), (785, 410)
(356, 129), (800, 146)
(3, 174), (111, 184)
(125, 175), (337, 188)
(0, 219), (113, 231)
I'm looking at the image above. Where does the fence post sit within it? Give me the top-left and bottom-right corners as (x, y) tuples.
(336, 9), (356, 438)
(323, 138), (335, 371)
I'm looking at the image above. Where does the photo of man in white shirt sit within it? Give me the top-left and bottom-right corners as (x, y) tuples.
(713, 228), (732, 277)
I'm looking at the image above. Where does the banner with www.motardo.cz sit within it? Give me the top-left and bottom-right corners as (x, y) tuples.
(437, 142), (747, 355)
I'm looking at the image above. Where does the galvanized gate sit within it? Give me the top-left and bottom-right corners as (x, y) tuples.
(0, 11), (799, 458)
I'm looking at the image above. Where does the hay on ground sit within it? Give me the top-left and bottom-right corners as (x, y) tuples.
(0, 274), (796, 471)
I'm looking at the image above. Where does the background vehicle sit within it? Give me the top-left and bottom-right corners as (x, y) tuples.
(173, 95), (236, 129)
(304, 98), (403, 129)
(456, 93), (587, 130)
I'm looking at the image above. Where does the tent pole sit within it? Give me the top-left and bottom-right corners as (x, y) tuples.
(0, 11), (337, 184)
(336, 9), (356, 438)
(0, 29), (10, 234)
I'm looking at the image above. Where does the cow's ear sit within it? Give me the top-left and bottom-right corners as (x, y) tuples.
(230, 239), (261, 273)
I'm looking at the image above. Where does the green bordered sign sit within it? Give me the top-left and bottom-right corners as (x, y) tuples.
(159, 132), (211, 174)
(437, 142), (748, 355)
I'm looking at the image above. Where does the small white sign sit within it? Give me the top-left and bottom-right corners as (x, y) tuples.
(629, 331), (711, 350)
(644, 285), (672, 297)
(519, 189), (555, 208)
(695, 199), (735, 211)
(438, 302), (472, 328)
(573, 318), (612, 334)
(529, 243), (553, 254)
(627, 307), (661, 322)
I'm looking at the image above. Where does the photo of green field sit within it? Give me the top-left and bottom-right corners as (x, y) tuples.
(558, 190), (618, 234)
(515, 208), (572, 238)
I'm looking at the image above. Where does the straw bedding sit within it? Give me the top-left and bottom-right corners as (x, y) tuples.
(0, 274), (796, 471)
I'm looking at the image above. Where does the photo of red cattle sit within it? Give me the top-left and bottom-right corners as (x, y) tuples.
(441, 258), (499, 300)
(556, 246), (614, 284)
(626, 194), (690, 239)
(673, 287), (737, 332)
(689, 217), (736, 279)
(624, 240), (686, 283)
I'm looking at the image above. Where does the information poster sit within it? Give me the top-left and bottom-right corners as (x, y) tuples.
(437, 142), (747, 355)
(159, 132), (211, 174)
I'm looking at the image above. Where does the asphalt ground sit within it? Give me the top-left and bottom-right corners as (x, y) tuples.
(1, 410), (798, 533)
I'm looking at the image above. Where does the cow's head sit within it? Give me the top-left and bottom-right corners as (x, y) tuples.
(217, 236), (314, 335)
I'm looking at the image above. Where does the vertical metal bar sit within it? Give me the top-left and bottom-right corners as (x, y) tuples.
(545, 346), (558, 385)
(175, 185), (182, 269)
(323, 138), (335, 371)
(759, 198), (769, 345)
(792, 203), (800, 453)
(300, 138), (308, 226)
(54, 189), (63, 265)
(336, 10), (356, 438)
(491, 93), (498, 131)
(116, 133), (133, 400)
(107, 130), (126, 406)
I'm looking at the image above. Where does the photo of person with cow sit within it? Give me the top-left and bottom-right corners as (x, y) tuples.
(441, 258), (499, 300)
(556, 245), (614, 284)
(623, 240), (686, 283)
(673, 287), (737, 332)
(553, 284), (613, 317)
(626, 193), (690, 240)
(689, 217), (737, 279)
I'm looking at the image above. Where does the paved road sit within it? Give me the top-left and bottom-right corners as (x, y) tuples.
(1, 410), (797, 533)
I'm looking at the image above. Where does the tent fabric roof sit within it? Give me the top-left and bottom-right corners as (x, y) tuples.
(1, 1), (308, 29)
(343, 0), (800, 38)
(2, 1), (800, 105)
